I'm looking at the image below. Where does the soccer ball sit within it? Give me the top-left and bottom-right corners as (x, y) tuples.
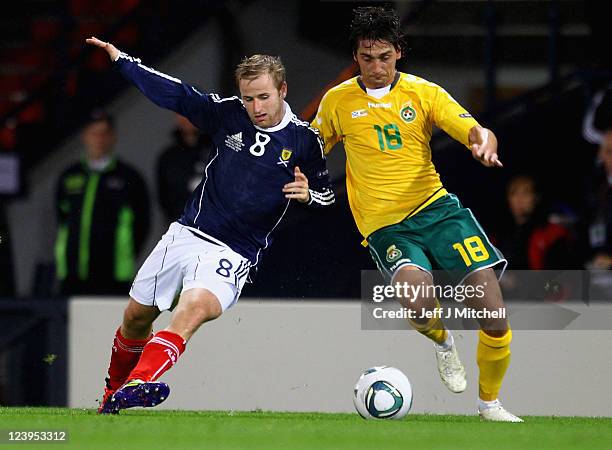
(353, 366), (413, 419)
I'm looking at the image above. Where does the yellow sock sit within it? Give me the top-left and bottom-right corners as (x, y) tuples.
(408, 300), (447, 345)
(477, 328), (512, 401)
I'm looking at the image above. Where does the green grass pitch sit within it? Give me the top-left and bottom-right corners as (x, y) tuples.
(0, 408), (610, 450)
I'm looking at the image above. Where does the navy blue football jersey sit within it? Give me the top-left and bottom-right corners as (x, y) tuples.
(115, 52), (335, 265)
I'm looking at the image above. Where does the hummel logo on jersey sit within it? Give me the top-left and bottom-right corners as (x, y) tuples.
(225, 132), (245, 152)
(368, 102), (392, 109)
(351, 109), (368, 118)
(390, 258), (412, 272)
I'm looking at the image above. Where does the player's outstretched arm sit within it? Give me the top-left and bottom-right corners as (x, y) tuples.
(85, 37), (119, 61)
(85, 36), (216, 131)
(469, 125), (503, 168)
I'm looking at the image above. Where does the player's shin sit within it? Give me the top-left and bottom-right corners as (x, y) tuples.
(477, 326), (512, 401)
(106, 327), (152, 390)
(408, 298), (466, 393)
(406, 299), (449, 345)
(127, 330), (186, 382)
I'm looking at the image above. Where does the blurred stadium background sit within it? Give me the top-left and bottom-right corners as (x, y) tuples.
(0, 0), (610, 412)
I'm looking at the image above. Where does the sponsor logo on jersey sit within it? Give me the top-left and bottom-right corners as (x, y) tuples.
(400, 105), (417, 123)
(225, 132), (244, 152)
(459, 112), (473, 118)
(368, 102), (392, 109)
(351, 109), (368, 118)
(386, 244), (402, 262)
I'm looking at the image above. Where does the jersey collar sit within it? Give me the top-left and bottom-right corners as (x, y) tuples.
(356, 71), (401, 94)
(254, 101), (293, 133)
(82, 154), (117, 173)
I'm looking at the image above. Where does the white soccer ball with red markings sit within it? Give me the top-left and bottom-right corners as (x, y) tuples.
(353, 366), (413, 419)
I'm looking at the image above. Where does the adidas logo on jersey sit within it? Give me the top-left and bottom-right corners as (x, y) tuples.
(225, 132), (245, 152)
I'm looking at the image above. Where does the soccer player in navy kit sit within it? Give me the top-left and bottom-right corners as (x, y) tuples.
(86, 37), (335, 414)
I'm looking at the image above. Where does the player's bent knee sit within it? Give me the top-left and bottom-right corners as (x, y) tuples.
(180, 288), (223, 324)
(167, 289), (223, 341)
(392, 266), (436, 308)
(193, 296), (222, 324)
(393, 265), (432, 285)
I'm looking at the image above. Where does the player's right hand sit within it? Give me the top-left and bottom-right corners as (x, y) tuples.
(85, 37), (120, 62)
(283, 166), (310, 203)
(469, 126), (503, 168)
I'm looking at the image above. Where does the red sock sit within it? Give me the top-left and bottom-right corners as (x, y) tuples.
(106, 327), (152, 391)
(127, 330), (186, 382)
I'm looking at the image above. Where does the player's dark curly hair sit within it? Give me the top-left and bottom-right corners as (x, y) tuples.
(349, 6), (405, 55)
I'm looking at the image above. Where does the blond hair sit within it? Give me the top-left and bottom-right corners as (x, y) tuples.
(235, 54), (286, 90)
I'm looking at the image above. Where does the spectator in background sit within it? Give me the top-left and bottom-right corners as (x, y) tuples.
(54, 111), (150, 296)
(156, 114), (211, 223)
(494, 174), (574, 270)
(586, 129), (612, 269)
(582, 82), (612, 270)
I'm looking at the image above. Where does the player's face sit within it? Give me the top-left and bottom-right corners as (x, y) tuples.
(354, 39), (402, 89)
(239, 74), (287, 128)
(82, 120), (116, 160)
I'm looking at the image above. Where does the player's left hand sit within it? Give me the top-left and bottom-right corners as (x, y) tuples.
(469, 126), (503, 168)
(85, 36), (120, 62)
(283, 166), (310, 203)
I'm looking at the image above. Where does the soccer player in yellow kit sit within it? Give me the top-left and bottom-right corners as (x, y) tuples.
(313, 7), (522, 422)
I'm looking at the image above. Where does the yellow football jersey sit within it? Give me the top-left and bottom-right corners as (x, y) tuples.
(312, 72), (480, 239)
